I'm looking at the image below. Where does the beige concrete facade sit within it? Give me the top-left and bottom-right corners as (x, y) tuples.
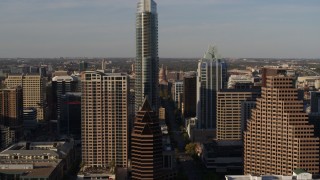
(0, 87), (23, 127)
(0, 87), (23, 142)
(5, 75), (46, 121)
(81, 71), (128, 168)
(244, 76), (319, 175)
(159, 107), (165, 120)
(216, 90), (260, 140)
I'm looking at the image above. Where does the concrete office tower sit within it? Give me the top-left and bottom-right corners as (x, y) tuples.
(244, 75), (320, 175)
(183, 73), (197, 118)
(5, 74), (46, 121)
(216, 89), (260, 140)
(196, 46), (227, 129)
(0, 87), (23, 140)
(81, 71), (128, 168)
(135, 0), (159, 112)
(131, 99), (163, 180)
(101, 59), (107, 70)
(173, 81), (183, 104)
(52, 76), (78, 121)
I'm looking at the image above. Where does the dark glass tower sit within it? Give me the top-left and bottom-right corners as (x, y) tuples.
(135, 0), (159, 112)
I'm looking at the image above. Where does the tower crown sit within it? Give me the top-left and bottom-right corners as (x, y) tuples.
(140, 98), (152, 112)
(137, 0), (157, 13)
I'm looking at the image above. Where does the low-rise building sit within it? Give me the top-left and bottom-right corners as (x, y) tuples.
(226, 169), (313, 180)
(77, 167), (116, 180)
(200, 140), (243, 173)
(0, 141), (75, 179)
(0, 125), (15, 151)
(23, 108), (37, 131)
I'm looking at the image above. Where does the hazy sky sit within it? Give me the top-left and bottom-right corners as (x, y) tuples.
(0, 0), (319, 58)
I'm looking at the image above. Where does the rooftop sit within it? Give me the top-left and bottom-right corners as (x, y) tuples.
(0, 160), (62, 178)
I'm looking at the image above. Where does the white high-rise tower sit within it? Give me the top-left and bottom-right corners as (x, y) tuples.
(135, 0), (159, 112)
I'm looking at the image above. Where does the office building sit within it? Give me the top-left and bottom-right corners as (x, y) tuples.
(310, 91), (320, 113)
(29, 66), (39, 74)
(228, 75), (253, 89)
(183, 73), (197, 118)
(0, 87), (23, 140)
(39, 66), (47, 77)
(201, 141), (243, 173)
(216, 89), (260, 140)
(159, 107), (166, 120)
(226, 169), (313, 180)
(173, 81), (183, 104)
(23, 108), (37, 130)
(0, 141), (74, 180)
(159, 65), (171, 100)
(244, 75), (319, 175)
(131, 99), (163, 180)
(0, 125), (15, 151)
(196, 46), (227, 129)
(60, 92), (81, 139)
(81, 71), (128, 168)
(135, 0), (159, 112)
(52, 75), (78, 121)
(260, 67), (295, 87)
(5, 74), (46, 121)
(240, 101), (256, 133)
(129, 75), (136, 132)
(79, 61), (88, 72)
(167, 71), (184, 82)
(101, 59), (107, 70)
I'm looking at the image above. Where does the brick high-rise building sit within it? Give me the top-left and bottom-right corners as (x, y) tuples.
(5, 74), (46, 121)
(244, 75), (319, 175)
(131, 99), (163, 180)
(0, 87), (23, 145)
(81, 71), (128, 168)
(0, 87), (23, 128)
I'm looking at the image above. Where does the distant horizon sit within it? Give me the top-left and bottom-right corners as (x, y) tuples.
(0, 57), (319, 60)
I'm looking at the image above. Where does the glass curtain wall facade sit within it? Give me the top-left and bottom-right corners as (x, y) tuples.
(196, 46), (227, 129)
(135, 0), (159, 112)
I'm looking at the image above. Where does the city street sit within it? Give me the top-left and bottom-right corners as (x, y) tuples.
(164, 100), (203, 180)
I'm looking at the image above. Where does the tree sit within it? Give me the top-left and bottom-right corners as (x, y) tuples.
(109, 160), (115, 174)
(185, 143), (196, 156)
(176, 171), (188, 180)
(204, 171), (219, 180)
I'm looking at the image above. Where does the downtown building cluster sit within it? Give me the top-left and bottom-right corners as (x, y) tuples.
(1, 0), (320, 179)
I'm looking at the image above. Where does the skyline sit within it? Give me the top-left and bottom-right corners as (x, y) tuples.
(0, 0), (319, 58)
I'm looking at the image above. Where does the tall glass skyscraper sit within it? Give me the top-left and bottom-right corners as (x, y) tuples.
(135, 0), (159, 112)
(196, 46), (227, 129)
